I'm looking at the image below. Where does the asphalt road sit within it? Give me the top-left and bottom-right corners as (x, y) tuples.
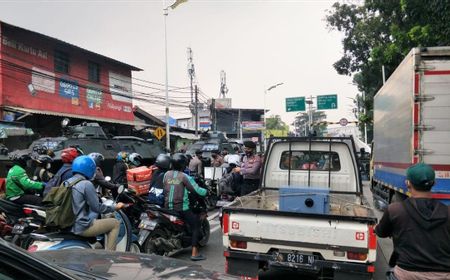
(173, 181), (393, 279)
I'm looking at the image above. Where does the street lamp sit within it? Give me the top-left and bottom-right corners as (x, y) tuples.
(263, 82), (284, 150)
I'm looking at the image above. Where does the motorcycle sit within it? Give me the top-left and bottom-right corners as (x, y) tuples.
(138, 194), (210, 256)
(0, 198), (46, 248)
(27, 185), (140, 252)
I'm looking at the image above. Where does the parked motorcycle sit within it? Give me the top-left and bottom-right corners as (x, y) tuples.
(138, 194), (210, 256)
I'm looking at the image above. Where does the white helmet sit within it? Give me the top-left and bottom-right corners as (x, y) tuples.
(227, 156), (240, 167)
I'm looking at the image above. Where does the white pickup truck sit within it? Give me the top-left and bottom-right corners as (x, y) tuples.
(222, 137), (377, 279)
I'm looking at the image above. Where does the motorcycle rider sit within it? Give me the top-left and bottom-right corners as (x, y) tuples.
(56, 147), (80, 182)
(128, 153), (143, 169)
(70, 155), (125, 251)
(6, 154), (45, 205)
(89, 153), (119, 198)
(163, 153), (208, 261)
(148, 154), (171, 206)
(112, 151), (129, 185)
(32, 155), (54, 183)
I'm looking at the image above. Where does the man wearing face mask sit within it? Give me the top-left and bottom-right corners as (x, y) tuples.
(233, 141), (261, 196)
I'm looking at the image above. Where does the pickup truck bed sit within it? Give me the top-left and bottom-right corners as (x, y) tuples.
(222, 137), (378, 280)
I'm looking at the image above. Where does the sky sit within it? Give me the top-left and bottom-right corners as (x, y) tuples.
(0, 0), (360, 129)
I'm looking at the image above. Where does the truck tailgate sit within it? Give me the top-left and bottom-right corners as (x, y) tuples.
(224, 211), (376, 263)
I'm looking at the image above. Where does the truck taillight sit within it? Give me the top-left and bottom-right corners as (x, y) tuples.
(368, 225), (377, 249)
(230, 240), (247, 249)
(222, 212), (229, 234)
(347, 251), (367, 261)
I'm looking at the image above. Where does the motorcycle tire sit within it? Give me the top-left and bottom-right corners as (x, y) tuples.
(144, 228), (170, 256)
(198, 219), (210, 247)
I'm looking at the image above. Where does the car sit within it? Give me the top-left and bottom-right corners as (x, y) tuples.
(0, 238), (237, 280)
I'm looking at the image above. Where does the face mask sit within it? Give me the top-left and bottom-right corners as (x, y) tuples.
(46, 163), (51, 169)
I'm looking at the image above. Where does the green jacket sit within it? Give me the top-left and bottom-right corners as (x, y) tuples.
(6, 165), (43, 199)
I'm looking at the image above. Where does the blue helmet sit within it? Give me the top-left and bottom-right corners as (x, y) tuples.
(72, 155), (96, 179)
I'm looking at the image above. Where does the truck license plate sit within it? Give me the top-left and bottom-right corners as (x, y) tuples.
(12, 224), (25, 234)
(282, 253), (315, 265)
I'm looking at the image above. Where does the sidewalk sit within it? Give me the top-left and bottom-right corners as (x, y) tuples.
(362, 181), (393, 280)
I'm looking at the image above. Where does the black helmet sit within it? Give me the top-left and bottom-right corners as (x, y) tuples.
(12, 154), (31, 168)
(88, 152), (105, 167)
(32, 144), (48, 155)
(128, 153), (143, 166)
(171, 153), (188, 171)
(35, 155), (53, 165)
(155, 154), (171, 170)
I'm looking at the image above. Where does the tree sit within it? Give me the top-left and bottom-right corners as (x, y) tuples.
(293, 111), (327, 136)
(266, 115), (287, 130)
(326, 0), (450, 141)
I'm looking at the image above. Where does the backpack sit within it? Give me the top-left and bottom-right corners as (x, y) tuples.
(43, 167), (71, 196)
(42, 177), (84, 229)
(147, 171), (165, 206)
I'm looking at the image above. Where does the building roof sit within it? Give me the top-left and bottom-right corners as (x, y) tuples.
(133, 106), (165, 126)
(1, 21), (142, 71)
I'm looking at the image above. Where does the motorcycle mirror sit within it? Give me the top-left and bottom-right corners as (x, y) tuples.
(105, 176), (111, 182)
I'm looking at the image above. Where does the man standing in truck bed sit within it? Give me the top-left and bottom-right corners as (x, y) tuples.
(375, 163), (450, 280)
(234, 141), (261, 196)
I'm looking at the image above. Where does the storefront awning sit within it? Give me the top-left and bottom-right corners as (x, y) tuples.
(3, 106), (140, 126)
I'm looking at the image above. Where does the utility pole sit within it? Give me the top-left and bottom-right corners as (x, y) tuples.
(187, 47), (195, 104)
(194, 85), (199, 136)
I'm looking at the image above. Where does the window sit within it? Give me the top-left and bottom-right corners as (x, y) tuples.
(88, 61), (100, 82)
(54, 50), (70, 73)
(279, 151), (341, 171)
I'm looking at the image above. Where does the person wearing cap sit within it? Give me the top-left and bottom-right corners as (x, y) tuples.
(375, 163), (450, 280)
(233, 141), (262, 196)
(188, 150), (203, 177)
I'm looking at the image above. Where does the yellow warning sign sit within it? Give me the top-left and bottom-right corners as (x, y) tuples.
(154, 127), (166, 140)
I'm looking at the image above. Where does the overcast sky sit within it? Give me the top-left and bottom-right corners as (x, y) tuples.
(0, 0), (360, 127)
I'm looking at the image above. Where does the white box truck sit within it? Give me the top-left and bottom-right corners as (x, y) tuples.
(371, 47), (450, 208)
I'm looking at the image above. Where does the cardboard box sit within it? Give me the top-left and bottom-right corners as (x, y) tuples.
(128, 180), (151, 196)
(127, 166), (153, 182)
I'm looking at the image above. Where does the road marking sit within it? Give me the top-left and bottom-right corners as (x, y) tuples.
(210, 225), (221, 233)
(208, 211), (220, 221)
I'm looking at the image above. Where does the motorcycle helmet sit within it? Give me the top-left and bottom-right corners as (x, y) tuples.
(116, 151), (129, 162)
(171, 153), (188, 171)
(88, 152), (105, 167)
(128, 153), (143, 167)
(72, 155), (96, 179)
(155, 154), (171, 170)
(32, 144), (48, 155)
(61, 147), (79, 163)
(12, 154), (31, 169)
(35, 155), (53, 165)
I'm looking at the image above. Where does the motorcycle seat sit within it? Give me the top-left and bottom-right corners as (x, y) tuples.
(44, 231), (97, 244)
(158, 207), (181, 217)
(0, 198), (24, 215)
(22, 204), (47, 211)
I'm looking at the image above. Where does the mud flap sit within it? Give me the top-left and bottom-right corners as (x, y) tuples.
(334, 271), (372, 280)
(226, 257), (259, 279)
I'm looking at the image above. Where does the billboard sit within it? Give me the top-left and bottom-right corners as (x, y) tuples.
(242, 121), (264, 131)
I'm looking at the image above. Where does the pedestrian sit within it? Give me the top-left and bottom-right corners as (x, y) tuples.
(188, 150), (203, 177)
(375, 163), (450, 280)
(163, 153), (207, 261)
(6, 154), (45, 205)
(112, 151), (129, 185)
(70, 155), (125, 251)
(210, 150), (224, 167)
(233, 141), (262, 196)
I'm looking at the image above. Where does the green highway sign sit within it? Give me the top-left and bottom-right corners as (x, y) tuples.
(286, 97), (305, 112)
(317, 94), (338, 110)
